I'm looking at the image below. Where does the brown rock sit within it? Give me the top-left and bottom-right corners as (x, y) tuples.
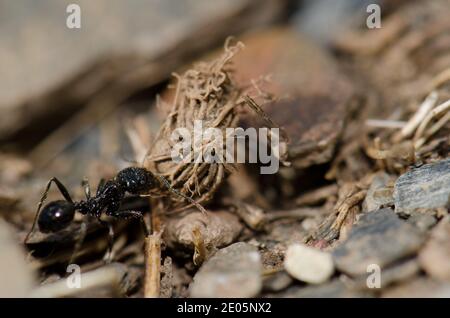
(233, 28), (355, 168)
(164, 210), (243, 252)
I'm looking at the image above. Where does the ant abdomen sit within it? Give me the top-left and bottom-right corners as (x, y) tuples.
(38, 200), (75, 233)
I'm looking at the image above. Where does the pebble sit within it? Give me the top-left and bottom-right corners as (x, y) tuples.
(406, 212), (437, 231)
(0, 220), (34, 297)
(333, 209), (425, 276)
(271, 279), (370, 298)
(164, 210), (243, 252)
(190, 242), (262, 298)
(262, 271), (293, 292)
(418, 218), (450, 282)
(284, 243), (334, 284)
(362, 172), (394, 212)
(394, 158), (450, 215)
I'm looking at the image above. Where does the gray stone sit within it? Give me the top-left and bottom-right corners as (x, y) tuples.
(271, 279), (370, 298)
(262, 271), (293, 292)
(394, 159), (450, 215)
(406, 212), (437, 231)
(333, 209), (425, 276)
(351, 259), (420, 290)
(190, 242), (262, 298)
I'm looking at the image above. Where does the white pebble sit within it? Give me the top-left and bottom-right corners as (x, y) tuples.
(284, 243), (334, 284)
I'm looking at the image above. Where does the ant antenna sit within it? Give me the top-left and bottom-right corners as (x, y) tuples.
(156, 175), (207, 215)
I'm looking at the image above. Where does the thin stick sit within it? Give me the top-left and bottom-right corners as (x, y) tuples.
(414, 99), (450, 143)
(415, 111), (450, 149)
(365, 119), (406, 129)
(395, 91), (438, 141)
(144, 231), (162, 298)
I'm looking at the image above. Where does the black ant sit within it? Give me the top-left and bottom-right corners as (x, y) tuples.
(25, 166), (206, 262)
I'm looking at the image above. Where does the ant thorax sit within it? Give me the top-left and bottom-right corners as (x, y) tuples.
(76, 180), (124, 217)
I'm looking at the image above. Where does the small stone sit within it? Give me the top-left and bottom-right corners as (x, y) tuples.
(333, 209), (425, 276)
(382, 278), (450, 298)
(271, 279), (370, 298)
(406, 212), (437, 231)
(362, 172), (394, 212)
(418, 218), (450, 282)
(190, 242), (262, 298)
(284, 243), (334, 284)
(263, 271), (293, 292)
(351, 259), (420, 290)
(394, 158), (450, 215)
(164, 210), (243, 252)
(0, 220), (35, 297)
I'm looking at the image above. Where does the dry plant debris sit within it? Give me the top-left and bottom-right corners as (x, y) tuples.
(144, 40), (245, 209)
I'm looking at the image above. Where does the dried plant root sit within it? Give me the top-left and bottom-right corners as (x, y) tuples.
(144, 40), (244, 212)
(307, 179), (370, 244)
(144, 39), (285, 214)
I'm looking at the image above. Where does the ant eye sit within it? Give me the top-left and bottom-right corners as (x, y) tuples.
(38, 200), (75, 233)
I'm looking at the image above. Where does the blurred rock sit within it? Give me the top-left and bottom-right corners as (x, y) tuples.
(362, 172), (394, 212)
(262, 271), (292, 292)
(271, 279), (370, 298)
(0, 219), (35, 297)
(284, 243), (334, 284)
(406, 212), (437, 231)
(233, 28), (355, 169)
(0, 0), (288, 144)
(333, 209), (425, 276)
(382, 277), (450, 298)
(419, 218), (450, 282)
(394, 159), (450, 215)
(350, 259), (420, 291)
(190, 242), (262, 298)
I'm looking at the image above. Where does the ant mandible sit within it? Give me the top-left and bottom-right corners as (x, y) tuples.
(24, 166), (206, 261)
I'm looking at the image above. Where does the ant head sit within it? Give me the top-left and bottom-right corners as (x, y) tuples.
(38, 200), (75, 233)
(116, 167), (157, 194)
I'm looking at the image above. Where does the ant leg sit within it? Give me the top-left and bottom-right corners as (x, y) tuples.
(107, 210), (149, 237)
(156, 175), (207, 215)
(96, 178), (106, 196)
(68, 216), (89, 265)
(81, 177), (91, 199)
(24, 177), (74, 244)
(98, 220), (114, 263)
